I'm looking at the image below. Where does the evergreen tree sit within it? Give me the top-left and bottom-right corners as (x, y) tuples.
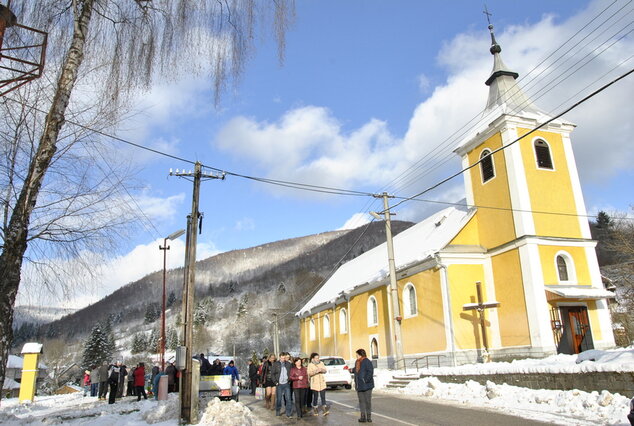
(147, 329), (160, 353)
(167, 291), (177, 307)
(596, 211), (612, 229)
(82, 325), (109, 368)
(237, 294), (248, 318)
(102, 317), (116, 355)
(131, 332), (146, 354)
(167, 327), (179, 350)
(144, 302), (160, 323)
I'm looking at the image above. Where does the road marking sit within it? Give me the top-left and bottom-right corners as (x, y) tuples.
(329, 399), (418, 426)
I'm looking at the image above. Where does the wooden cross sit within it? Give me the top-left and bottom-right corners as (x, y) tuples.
(462, 281), (500, 360)
(483, 5), (493, 26)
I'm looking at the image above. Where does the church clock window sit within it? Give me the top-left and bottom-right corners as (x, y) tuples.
(535, 139), (554, 169)
(323, 314), (331, 338)
(403, 283), (417, 318)
(367, 296), (378, 327)
(480, 149), (495, 183)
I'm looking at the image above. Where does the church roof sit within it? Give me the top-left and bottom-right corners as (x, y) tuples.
(297, 206), (474, 315)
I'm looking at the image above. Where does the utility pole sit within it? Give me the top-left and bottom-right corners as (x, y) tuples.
(371, 192), (405, 371)
(171, 162), (224, 424)
(273, 313), (280, 356)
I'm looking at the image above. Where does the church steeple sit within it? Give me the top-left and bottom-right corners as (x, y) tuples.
(483, 23), (538, 115)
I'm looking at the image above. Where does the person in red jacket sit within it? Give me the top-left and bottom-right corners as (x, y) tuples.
(289, 357), (309, 419)
(134, 362), (148, 401)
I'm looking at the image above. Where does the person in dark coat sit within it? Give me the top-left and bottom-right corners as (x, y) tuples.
(127, 366), (136, 396)
(151, 364), (160, 384)
(209, 358), (222, 375)
(198, 354), (212, 375)
(272, 352), (293, 417)
(134, 362), (148, 401)
(350, 348), (374, 423)
(117, 364), (127, 398)
(98, 361), (109, 400)
(165, 362), (177, 393)
(107, 362), (121, 404)
(248, 360), (258, 395)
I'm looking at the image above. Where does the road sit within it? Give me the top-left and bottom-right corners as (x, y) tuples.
(239, 388), (551, 426)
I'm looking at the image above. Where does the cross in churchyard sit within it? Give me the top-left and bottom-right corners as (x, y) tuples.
(462, 281), (500, 362)
(483, 5), (493, 25)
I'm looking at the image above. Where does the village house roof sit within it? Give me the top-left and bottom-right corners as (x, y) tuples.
(298, 205), (474, 316)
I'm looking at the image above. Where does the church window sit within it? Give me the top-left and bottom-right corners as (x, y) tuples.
(370, 338), (379, 359)
(535, 139), (554, 169)
(555, 252), (576, 283)
(480, 149), (495, 183)
(309, 319), (316, 341)
(403, 283), (417, 318)
(339, 309), (348, 334)
(367, 296), (378, 327)
(323, 315), (331, 338)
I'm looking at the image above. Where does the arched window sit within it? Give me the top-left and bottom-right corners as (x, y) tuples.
(323, 315), (331, 338)
(370, 338), (379, 359)
(367, 296), (378, 327)
(309, 319), (316, 341)
(339, 309), (348, 334)
(555, 252), (576, 283)
(403, 283), (417, 318)
(480, 149), (495, 183)
(534, 139), (554, 169)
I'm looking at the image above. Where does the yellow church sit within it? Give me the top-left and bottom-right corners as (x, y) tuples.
(297, 24), (615, 367)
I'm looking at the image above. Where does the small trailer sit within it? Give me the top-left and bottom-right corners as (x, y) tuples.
(199, 374), (239, 401)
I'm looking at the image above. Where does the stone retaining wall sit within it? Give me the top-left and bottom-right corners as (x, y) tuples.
(422, 372), (634, 398)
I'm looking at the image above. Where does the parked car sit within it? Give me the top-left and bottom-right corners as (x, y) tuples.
(320, 356), (352, 389)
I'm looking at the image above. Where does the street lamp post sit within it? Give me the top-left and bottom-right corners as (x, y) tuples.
(159, 229), (185, 371)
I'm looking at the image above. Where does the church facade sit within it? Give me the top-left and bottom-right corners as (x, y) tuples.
(296, 25), (615, 367)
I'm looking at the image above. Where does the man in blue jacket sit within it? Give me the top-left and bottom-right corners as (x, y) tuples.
(223, 360), (240, 383)
(351, 348), (374, 423)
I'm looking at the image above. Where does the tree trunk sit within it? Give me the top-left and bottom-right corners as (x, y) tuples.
(0, 0), (95, 399)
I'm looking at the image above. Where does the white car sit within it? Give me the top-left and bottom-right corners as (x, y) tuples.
(321, 356), (352, 389)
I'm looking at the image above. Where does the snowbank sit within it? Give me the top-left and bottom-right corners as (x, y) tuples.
(380, 377), (631, 426)
(199, 398), (261, 425)
(410, 348), (634, 376)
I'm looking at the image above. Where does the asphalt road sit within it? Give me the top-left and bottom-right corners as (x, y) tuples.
(240, 388), (551, 426)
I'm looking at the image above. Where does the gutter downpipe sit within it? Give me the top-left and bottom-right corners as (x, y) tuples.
(436, 255), (457, 367)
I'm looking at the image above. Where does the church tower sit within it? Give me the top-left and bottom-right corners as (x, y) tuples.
(454, 24), (614, 355)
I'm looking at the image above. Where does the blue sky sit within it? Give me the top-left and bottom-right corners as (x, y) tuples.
(20, 0), (633, 308)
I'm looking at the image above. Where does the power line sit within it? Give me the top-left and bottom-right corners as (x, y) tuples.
(386, 66), (634, 213)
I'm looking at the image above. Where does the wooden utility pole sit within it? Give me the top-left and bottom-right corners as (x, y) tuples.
(371, 193), (405, 371)
(171, 162), (224, 423)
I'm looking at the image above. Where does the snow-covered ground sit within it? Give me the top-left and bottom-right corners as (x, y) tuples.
(0, 392), (261, 425)
(375, 348), (634, 425)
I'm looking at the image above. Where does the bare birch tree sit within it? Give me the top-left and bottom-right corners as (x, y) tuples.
(0, 0), (294, 396)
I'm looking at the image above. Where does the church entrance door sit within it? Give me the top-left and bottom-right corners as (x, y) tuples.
(557, 306), (594, 354)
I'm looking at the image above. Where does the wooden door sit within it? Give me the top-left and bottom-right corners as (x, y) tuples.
(568, 307), (590, 354)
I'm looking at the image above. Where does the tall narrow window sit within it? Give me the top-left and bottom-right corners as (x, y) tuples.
(480, 149), (495, 183)
(367, 296), (378, 327)
(323, 315), (331, 338)
(557, 255), (569, 281)
(403, 283), (417, 318)
(535, 139), (553, 169)
(339, 309), (348, 334)
(309, 319), (316, 341)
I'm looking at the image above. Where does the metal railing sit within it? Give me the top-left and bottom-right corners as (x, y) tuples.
(410, 355), (446, 371)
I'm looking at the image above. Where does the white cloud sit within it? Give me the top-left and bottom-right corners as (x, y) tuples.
(338, 213), (371, 230)
(213, 1), (633, 206)
(135, 192), (186, 223)
(235, 217), (255, 231)
(17, 237), (220, 309)
(417, 73), (431, 94)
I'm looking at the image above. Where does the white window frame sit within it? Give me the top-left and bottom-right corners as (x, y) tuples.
(309, 319), (316, 341)
(323, 314), (331, 338)
(367, 296), (378, 327)
(555, 251), (577, 284)
(339, 308), (348, 334)
(533, 137), (556, 171)
(403, 282), (418, 319)
(479, 148), (496, 184)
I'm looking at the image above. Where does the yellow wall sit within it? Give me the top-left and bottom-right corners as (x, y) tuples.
(333, 303), (352, 359)
(449, 214), (480, 246)
(466, 132), (516, 248)
(491, 249), (531, 347)
(447, 264), (488, 350)
(538, 245), (591, 285)
(586, 300), (603, 341)
(517, 128), (581, 238)
(397, 269), (446, 354)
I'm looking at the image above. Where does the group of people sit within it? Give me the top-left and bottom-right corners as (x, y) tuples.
(82, 360), (180, 405)
(247, 349), (374, 422)
(196, 354), (239, 382)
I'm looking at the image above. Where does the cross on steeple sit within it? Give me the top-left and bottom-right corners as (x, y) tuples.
(483, 5), (493, 26)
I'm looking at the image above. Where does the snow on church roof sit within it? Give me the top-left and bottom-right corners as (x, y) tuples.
(298, 206), (474, 315)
